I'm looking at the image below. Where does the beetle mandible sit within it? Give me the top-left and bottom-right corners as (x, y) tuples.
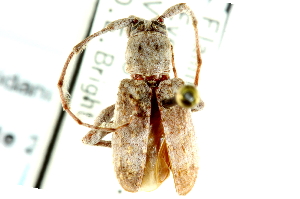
(58, 3), (204, 195)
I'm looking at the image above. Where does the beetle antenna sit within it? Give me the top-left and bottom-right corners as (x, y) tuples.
(57, 18), (132, 130)
(170, 44), (177, 78)
(160, 3), (202, 86)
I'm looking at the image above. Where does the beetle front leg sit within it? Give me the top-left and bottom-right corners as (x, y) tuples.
(82, 104), (115, 148)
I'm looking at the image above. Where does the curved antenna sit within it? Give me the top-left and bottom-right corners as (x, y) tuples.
(170, 44), (177, 78)
(58, 18), (132, 130)
(160, 3), (202, 86)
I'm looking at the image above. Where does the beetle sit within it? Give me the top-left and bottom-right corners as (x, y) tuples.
(58, 3), (204, 195)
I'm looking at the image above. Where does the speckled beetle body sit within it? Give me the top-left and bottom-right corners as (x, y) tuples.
(58, 3), (204, 195)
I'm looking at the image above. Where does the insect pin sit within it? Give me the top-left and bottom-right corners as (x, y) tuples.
(58, 3), (204, 196)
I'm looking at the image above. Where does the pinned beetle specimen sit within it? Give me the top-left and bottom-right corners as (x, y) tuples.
(58, 3), (204, 195)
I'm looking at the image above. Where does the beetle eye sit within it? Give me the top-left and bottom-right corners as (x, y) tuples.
(132, 19), (139, 24)
(152, 20), (166, 30)
(157, 17), (164, 23)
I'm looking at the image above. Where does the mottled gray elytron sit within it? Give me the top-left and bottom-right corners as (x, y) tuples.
(58, 3), (204, 195)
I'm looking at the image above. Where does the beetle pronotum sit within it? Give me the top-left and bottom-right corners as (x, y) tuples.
(58, 3), (204, 195)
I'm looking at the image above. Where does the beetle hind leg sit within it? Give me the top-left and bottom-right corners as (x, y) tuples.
(82, 104), (115, 148)
(82, 130), (112, 148)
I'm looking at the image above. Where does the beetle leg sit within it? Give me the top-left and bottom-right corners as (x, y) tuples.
(82, 130), (112, 148)
(82, 104), (115, 148)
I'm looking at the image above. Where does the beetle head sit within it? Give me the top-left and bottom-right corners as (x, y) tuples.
(125, 16), (172, 77)
(126, 16), (168, 37)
